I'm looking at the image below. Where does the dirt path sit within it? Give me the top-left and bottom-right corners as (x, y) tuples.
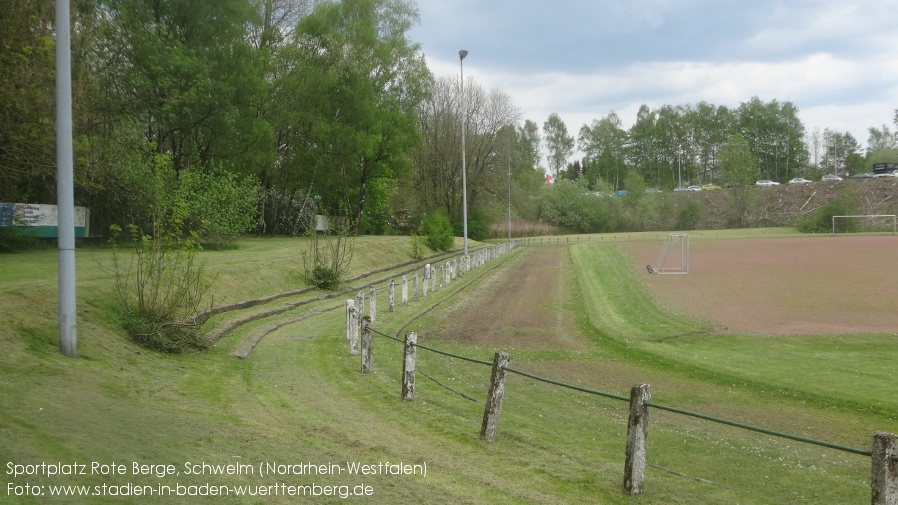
(424, 246), (591, 350)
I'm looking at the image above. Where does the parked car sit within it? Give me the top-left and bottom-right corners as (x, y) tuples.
(687, 185), (702, 191)
(673, 186), (690, 192)
(874, 171), (898, 178)
(851, 173), (874, 179)
(821, 174), (842, 182)
(755, 180), (780, 187)
(701, 183), (721, 190)
(788, 178), (812, 184)
(645, 188), (662, 194)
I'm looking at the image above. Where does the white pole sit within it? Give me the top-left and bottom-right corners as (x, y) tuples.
(459, 50), (469, 257)
(56, 0), (77, 358)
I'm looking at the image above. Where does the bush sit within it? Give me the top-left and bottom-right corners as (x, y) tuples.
(421, 210), (454, 251)
(302, 219), (354, 290)
(105, 154), (215, 354)
(178, 167), (260, 249)
(676, 200), (703, 230)
(796, 188), (860, 233)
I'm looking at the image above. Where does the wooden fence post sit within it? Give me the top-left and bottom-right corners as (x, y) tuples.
(872, 431), (898, 505)
(480, 351), (510, 441)
(356, 291), (364, 319)
(401, 332), (417, 401)
(369, 285), (376, 322)
(624, 384), (652, 495)
(360, 316), (372, 373)
(345, 300), (354, 342)
(348, 307), (359, 356)
(389, 280), (395, 312)
(413, 272), (419, 301)
(401, 275), (409, 306)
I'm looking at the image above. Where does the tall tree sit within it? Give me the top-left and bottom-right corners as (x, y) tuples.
(718, 132), (759, 228)
(296, 0), (432, 232)
(543, 113), (573, 178)
(578, 112), (627, 189)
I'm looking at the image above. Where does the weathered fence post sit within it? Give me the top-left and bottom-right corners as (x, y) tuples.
(480, 351), (510, 441)
(348, 307), (359, 356)
(369, 285), (377, 322)
(624, 384), (652, 495)
(401, 275), (409, 306)
(360, 316), (372, 373)
(401, 332), (417, 401)
(872, 431), (898, 505)
(413, 273), (419, 301)
(389, 280), (395, 312)
(345, 300), (355, 342)
(356, 291), (364, 319)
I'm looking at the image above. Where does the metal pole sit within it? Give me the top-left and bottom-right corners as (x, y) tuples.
(507, 133), (511, 242)
(56, 0), (77, 358)
(459, 50), (468, 257)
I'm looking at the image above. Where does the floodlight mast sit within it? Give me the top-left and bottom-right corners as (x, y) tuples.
(459, 49), (468, 257)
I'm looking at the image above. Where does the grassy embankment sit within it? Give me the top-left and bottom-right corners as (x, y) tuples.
(1, 231), (894, 503)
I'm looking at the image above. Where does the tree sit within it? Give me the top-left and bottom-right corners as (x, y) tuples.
(291, 0), (432, 233)
(821, 129), (860, 175)
(578, 112), (627, 189)
(718, 133), (759, 228)
(543, 113), (574, 178)
(866, 125), (897, 154)
(411, 76), (520, 226)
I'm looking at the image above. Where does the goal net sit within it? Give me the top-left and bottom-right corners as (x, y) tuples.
(647, 233), (689, 274)
(831, 215), (896, 234)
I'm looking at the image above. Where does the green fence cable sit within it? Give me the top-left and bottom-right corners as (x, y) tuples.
(369, 326), (494, 366)
(503, 366), (870, 457)
(643, 401), (872, 456)
(370, 327), (403, 344)
(412, 341), (494, 367)
(502, 366), (630, 402)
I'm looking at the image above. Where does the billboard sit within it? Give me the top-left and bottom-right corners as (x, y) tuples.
(0, 203), (90, 238)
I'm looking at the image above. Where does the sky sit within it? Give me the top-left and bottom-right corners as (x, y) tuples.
(407, 0), (898, 163)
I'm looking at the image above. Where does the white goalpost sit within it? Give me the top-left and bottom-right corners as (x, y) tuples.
(647, 233), (689, 274)
(831, 215), (896, 235)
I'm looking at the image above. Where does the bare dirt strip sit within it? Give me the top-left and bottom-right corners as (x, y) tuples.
(429, 235), (898, 345)
(423, 245), (590, 349)
(618, 234), (898, 336)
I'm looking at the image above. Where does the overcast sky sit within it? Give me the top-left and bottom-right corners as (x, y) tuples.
(407, 0), (898, 163)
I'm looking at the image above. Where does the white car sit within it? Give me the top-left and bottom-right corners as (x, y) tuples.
(821, 174), (842, 182)
(874, 171), (898, 178)
(788, 178), (812, 184)
(755, 180), (780, 187)
(686, 185), (702, 191)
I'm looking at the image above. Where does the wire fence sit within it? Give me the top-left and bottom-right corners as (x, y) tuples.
(353, 315), (896, 502)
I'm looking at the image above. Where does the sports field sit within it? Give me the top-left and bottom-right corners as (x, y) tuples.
(619, 235), (898, 336)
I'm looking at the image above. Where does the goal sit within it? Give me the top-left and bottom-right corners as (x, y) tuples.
(647, 233), (689, 274)
(831, 215), (896, 234)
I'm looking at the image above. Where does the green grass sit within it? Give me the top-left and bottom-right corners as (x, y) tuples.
(0, 232), (891, 503)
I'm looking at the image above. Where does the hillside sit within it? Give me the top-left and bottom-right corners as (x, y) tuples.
(677, 177), (898, 229)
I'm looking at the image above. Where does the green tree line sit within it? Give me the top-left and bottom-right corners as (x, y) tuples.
(3, 0), (897, 241)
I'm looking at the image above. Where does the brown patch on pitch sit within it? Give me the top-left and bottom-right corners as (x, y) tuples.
(427, 246), (590, 350)
(618, 235), (898, 335)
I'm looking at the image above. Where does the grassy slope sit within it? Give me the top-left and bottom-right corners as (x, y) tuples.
(0, 233), (891, 503)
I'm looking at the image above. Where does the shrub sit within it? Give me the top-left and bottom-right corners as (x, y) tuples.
(178, 167), (260, 249)
(796, 187), (860, 233)
(302, 219), (354, 290)
(421, 210), (454, 251)
(105, 154), (215, 353)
